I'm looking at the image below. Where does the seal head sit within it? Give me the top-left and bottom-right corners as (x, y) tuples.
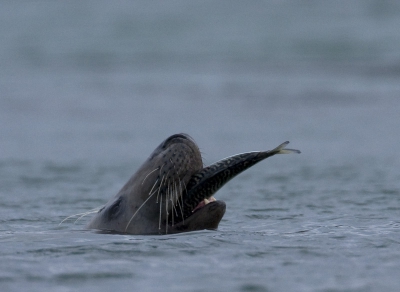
(86, 133), (300, 235)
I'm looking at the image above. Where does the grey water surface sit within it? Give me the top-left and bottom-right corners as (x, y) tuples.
(1, 1), (400, 291)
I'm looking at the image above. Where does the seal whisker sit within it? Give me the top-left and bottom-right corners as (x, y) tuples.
(165, 183), (169, 234)
(175, 178), (184, 224)
(156, 174), (166, 203)
(172, 162), (186, 222)
(174, 182), (180, 217)
(126, 170), (169, 232)
(173, 180), (179, 208)
(148, 186), (161, 198)
(60, 206), (103, 225)
(74, 210), (100, 224)
(170, 183), (176, 226)
(142, 166), (161, 185)
(148, 178), (159, 197)
(158, 163), (166, 180)
(155, 163), (167, 202)
(124, 190), (157, 232)
(178, 178), (188, 222)
(180, 179), (188, 200)
(159, 193), (163, 230)
(172, 182), (180, 219)
(169, 158), (182, 206)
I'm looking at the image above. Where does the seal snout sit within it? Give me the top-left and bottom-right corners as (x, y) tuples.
(160, 133), (195, 148)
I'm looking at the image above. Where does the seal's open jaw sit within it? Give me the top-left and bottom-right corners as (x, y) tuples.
(170, 200), (226, 233)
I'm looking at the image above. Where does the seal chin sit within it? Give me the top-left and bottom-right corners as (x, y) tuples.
(171, 201), (226, 233)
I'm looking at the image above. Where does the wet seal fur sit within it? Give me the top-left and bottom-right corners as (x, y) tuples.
(85, 134), (300, 235)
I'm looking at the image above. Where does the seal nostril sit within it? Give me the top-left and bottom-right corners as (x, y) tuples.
(167, 133), (190, 141)
(162, 133), (192, 148)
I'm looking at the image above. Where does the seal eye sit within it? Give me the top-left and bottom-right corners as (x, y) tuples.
(106, 198), (123, 220)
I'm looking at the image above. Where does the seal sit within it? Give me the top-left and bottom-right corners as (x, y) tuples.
(86, 133), (300, 235)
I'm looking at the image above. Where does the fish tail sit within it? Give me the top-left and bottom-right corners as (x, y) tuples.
(271, 141), (301, 154)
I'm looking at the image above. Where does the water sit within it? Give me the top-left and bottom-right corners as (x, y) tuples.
(1, 1), (400, 291)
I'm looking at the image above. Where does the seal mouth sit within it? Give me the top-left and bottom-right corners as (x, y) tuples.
(191, 196), (217, 213)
